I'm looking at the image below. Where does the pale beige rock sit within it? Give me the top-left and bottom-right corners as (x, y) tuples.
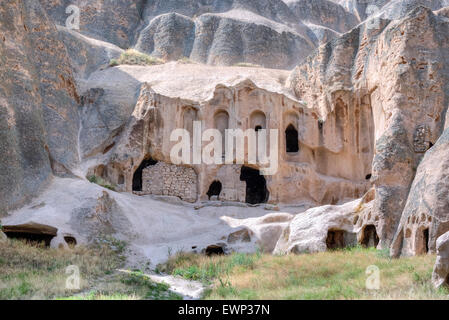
(223, 213), (294, 253)
(288, 6), (449, 248)
(274, 199), (363, 254)
(0, 231), (7, 243)
(432, 231), (449, 288)
(83, 63), (371, 207)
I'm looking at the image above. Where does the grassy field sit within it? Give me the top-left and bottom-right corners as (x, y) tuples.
(0, 238), (180, 300)
(1, 237), (448, 300)
(160, 247), (449, 300)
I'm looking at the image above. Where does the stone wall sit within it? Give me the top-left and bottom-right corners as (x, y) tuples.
(142, 162), (198, 203)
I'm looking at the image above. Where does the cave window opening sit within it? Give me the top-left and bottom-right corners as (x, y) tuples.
(240, 166), (269, 205)
(64, 236), (77, 248)
(207, 181), (222, 200)
(361, 225), (379, 248)
(118, 174), (125, 185)
(255, 125), (262, 132)
(366, 174), (372, 180)
(285, 124), (299, 153)
(132, 157), (158, 191)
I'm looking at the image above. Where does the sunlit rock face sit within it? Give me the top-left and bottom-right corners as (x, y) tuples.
(0, 0), (80, 214)
(288, 6), (449, 248)
(2, 0), (449, 263)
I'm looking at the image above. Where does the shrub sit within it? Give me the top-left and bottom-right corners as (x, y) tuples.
(87, 175), (116, 191)
(109, 49), (165, 67)
(234, 62), (262, 68)
(177, 57), (196, 64)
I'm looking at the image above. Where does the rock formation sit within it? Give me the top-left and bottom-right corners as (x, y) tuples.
(0, 0), (80, 214)
(432, 231), (449, 288)
(2, 0), (449, 273)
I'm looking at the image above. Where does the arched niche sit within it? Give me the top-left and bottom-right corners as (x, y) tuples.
(250, 110), (266, 131)
(214, 110), (229, 151)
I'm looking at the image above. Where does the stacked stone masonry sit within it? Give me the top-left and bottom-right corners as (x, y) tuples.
(142, 162), (198, 203)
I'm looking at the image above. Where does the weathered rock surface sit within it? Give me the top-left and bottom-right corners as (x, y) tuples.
(432, 231), (449, 288)
(135, 13), (195, 62)
(0, 0), (80, 214)
(223, 212), (294, 253)
(288, 6), (449, 248)
(274, 193), (375, 254)
(391, 128), (449, 256)
(285, 0), (359, 33)
(56, 26), (123, 82)
(39, 0), (146, 49)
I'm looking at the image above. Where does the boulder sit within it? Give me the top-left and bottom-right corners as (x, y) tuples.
(274, 199), (363, 254)
(432, 231), (449, 288)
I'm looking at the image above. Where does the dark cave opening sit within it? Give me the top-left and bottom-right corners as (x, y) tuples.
(366, 174), (372, 180)
(361, 225), (379, 248)
(240, 166), (269, 205)
(205, 245), (225, 256)
(207, 180), (222, 200)
(3, 224), (58, 247)
(285, 124), (299, 153)
(4, 232), (54, 247)
(423, 228), (429, 254)
(132, 157), (158, 191)
(255, 125), (262, 132)
(326, 230), (346, 250)
(64, 236), (77, 248)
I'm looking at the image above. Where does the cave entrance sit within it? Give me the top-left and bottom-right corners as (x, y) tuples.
(3, 223), (57, 247)
(132, 157), (158, 191)
(423, 228), (430, 254)
(64, 236), (77, 248)
(361, 225), (379, 248)
(240, 166), (269, 205)
(207, 181), (222, 200)
(326, 230), (345, 250)
(205, 245), (225, 256)
(285, 124), (299, 153)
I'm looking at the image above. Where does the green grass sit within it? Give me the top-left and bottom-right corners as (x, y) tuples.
(59, 271), (182, 300)
(0, 239), (122, 300)
(110, 49), (165, 67)
(159, 251), (261, 284)
(160, 247), (449, 300)
(0, 238), (181, 300)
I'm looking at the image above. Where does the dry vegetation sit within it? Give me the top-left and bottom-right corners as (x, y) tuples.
(160, 247), (449, 300)
(109, 49), (165, 67)
(2, 236), (448, 300)
(0, 238), (180, 300)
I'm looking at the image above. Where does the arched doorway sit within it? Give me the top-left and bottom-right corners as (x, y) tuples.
(240, 166), (269, 204)
(285, 124), (299, 153)
(132, 157), (158, 191)
(207, 180), (222, 200)
(361, 225), (379, 248)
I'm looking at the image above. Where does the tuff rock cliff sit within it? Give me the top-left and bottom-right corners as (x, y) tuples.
(1, 0), (449, 286)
